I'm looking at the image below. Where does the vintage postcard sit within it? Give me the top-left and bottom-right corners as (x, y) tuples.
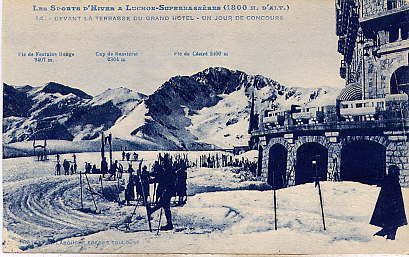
(2, 0), (409, 254)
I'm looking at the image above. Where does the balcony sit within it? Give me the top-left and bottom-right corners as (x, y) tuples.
(292, 111), (318, 120)
(263, 116), (279, 123)
(251, 118), (409, 137)
(340, 106), (376, 116)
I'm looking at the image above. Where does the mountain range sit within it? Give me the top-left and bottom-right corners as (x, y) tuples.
(3, 67), (339, 151)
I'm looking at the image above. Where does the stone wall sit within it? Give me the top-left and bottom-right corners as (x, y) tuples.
(259, 132), (409, 187)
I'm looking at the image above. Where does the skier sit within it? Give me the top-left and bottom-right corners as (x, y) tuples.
(125, 164), (136, 205)
(138, 165), (150, 203)
(107, 160), (119, 180)
(175, 162), (187, 205)
(133, 152), (138, 161)
(63, 159), (70, 175)
(370, 165), (407, 240)
(56, 153), (60, 163)
(101, 157), (108, 177)
(126, 152), (131, 161)
(122, 151), (126, 161)
(55, 162), (61, 175)
(148, 154), (177, 230)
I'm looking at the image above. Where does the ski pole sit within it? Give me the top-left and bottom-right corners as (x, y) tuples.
(80, 170), (83, 209)
(100, 175), (104, 196)
(273, 188), (277, 230)
(85, 173), (98, 212)
(313, 158), (326, 230)
(156, 207), (163, 235)
(317, 180), (326, 230)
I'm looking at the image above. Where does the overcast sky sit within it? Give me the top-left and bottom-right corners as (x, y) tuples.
(3, 0), (345, 95)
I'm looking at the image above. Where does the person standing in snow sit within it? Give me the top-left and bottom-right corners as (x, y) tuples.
(370, 165), (407, 240)
(101, 157), (108, 177)
(55, 162), (61, 175)
(174, 158), (188, 205)
(63, 159), (70, 175)
(148, 154), (177, 230)
(85, 162), (92, 174)
(107, 160), (119, 180)
(125, 164), (136, 205)
(138, 165), (150, 204)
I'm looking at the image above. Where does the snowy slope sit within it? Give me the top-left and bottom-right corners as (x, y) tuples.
(119, 67), (340, 150)
(3, 83), (146, 144)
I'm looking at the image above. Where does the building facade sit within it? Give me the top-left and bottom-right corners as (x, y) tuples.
(250, 0), (409, 188)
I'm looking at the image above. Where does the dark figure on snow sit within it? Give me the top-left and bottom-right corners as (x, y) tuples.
(175, 164), (187, 205)
(101, 157), (108, 177)
(370, 165), (407, 240)
(55, 162), (61, 175)
(85, 162), (92, 174)
(126, 152), (131, 161)
(125, 164), (136, 205)
(107, 160), (119, 180)
(133, 152), (138, 161)
(73, 162), (77, 174)
(92, 164), (98, 174)
(63, 159), (70, 175)
(117, 162), (124, 179)
(137, 165), (150, 203)
(56, 154), (60, 163)
(122, 151), (126, 161)
(148, 155), (177, 230)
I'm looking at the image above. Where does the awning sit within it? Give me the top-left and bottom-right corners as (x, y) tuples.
(337, 83), (362, 101)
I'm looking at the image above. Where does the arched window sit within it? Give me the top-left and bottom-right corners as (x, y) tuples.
(390, 66), (409, 95)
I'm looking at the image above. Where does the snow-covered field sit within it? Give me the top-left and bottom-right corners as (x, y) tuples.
(2, 151), (409, 254)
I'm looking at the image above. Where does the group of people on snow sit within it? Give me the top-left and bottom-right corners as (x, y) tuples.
(54, 154), (78, 175)
(122, 151), (139, 162)
(124, 153), (188, 231)
(50, 151), (407, 236)
(198, 153), (257, 174)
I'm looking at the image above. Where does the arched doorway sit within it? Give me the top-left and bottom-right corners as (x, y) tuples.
(295, 143), (328, 185)
(390, 66), (409, 95)
(257, 146), (263, 176)
(341, 141), (386, 185)
(268, 144), (287, 189)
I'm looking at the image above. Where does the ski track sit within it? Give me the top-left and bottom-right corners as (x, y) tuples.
(3, 166), (252, 251)
(3, 176), (141, 250)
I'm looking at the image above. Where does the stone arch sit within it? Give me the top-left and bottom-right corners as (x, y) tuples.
(390, 66), (409, 95)
(384, 54), (408, 95)
(268, 144), (288, 189)
(341, 135), (389, 149)
(293, 136), (331, 153)
(263, 138), (291, 182)
(295, 142), (328, 185)
(340, 140), (386, 185)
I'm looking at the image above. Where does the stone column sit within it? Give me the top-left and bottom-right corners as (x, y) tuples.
(386, 139), (409, 186)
